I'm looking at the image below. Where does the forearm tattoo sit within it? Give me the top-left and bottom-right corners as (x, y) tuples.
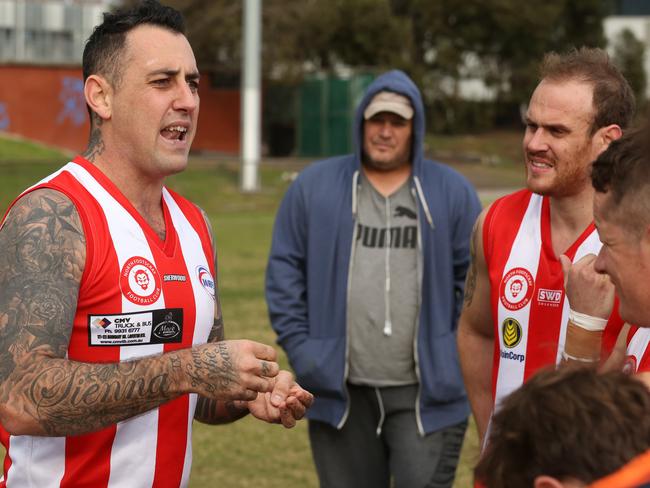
(463, 220), (479, 308)
(0, 190), (177, 436)
(194, 396), (248, 425)
(191, 341), (249, 424)
(9, 357), (176, 436)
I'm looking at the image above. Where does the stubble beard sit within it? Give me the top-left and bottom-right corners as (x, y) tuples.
(362, 150), (411, 173)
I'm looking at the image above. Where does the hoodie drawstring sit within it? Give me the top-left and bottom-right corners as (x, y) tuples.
(413, 176), (434, 229)
(383, 194), (392, 336)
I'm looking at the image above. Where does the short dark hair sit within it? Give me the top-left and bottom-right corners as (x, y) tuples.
(82, 0), (184, 88)
(540, 47), (635, 134)
(475, 368), (650, 488)
(591, 124), (650, 232)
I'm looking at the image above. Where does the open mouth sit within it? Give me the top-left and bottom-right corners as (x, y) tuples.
(528, 157), (553, 169)
(161, 125), (188, 142)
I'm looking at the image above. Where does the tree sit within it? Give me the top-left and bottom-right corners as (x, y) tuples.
(612, 28), (646, 105)
(159, 0), (612, 131)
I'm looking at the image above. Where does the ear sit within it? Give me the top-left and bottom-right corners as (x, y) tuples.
(595, 124), (623, 151)
(84, 74), (112, 122)
(533, 475), (567, 488)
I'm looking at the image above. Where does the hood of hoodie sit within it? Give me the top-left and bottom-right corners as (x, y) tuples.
(353, 70), (426, 175)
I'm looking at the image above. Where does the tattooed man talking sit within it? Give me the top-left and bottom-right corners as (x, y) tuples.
(0, 2), (312, 487)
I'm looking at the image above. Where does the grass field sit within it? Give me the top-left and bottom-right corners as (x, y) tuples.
(0, 133), (525, 486)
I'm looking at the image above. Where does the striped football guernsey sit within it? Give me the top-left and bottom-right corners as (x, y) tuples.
(623, 326), (650, 374)
(0, 156), (215, 488)
(483, 189), (623, 409)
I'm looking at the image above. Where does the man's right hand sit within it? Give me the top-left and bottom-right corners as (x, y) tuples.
(182, 340), (280, 402)
(560, 253), (614, 319)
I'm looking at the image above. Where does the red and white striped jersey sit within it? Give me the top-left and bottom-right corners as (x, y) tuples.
(0, 156), (215, 488)
(623, 326), (650, 374)
(484, 190), (623, 408)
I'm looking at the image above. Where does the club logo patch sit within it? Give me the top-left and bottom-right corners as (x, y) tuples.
(502, 317), (522, 349)
(500, 267), (534, 311)
(120, 256), (162, 306)
(196, 265), (215, 300)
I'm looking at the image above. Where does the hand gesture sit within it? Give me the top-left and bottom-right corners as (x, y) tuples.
(185, 340), (280, 401)
(560, 253), (614, 319)
(247, 370), (314, 428)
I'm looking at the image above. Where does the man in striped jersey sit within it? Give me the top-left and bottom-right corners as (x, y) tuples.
(0, 2), (312, 487)
(457, 47), (635, 446)
(562, 124), (650, 383)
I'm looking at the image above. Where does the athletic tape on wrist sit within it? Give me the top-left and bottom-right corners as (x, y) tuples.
(561, 350), (600, 363)
(568, 308), (608, 332)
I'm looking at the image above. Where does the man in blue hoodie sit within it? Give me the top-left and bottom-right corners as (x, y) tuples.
(266, 70), (481, 488)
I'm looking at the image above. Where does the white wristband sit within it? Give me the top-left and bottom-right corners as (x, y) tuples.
(561, 350), (600, 363)
(568, 308), (608, 332)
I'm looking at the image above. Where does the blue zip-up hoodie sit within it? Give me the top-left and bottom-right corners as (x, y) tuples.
(265, 70), (481, 434)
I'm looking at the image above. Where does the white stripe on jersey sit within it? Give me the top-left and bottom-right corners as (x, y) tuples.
(64, 162), (164, 488)
(162, 188), (213, 347)
(162, 188), (214, 488)
(494, 195), (543, 408)
(627, 328), (650, 366)
(6, 437), (66, 488)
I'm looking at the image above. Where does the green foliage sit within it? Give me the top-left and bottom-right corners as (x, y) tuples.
(612, 28), (647, 105)
(160, 0), (612, 131)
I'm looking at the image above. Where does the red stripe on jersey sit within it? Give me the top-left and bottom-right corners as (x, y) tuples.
(602, 300), (624, 357)
(152, 396), (190, 487)
(60, 428), (117, 488)
(522, 252), (563, 378)
(1, 425), (11, 488)
(522, 197), (593, 378)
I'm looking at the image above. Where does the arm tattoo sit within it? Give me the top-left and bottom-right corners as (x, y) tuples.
(207, 307), (225, 343)
(82, 114), (105, 163)
(0, 190), (179, 436)
(13, 358), (176, 435)
(463, 219), (479, 308)
(0, 190), (84, 382)
(194, 397), (248, 425)
(191, 343), (250, 424)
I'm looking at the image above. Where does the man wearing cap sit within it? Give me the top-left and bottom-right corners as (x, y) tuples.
(266, 70), (481, 487)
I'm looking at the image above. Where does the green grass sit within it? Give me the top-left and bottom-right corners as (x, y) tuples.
(170, 162), (483, 487)
(0, 132), (525, 486)
(0, 134), (70, 162)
